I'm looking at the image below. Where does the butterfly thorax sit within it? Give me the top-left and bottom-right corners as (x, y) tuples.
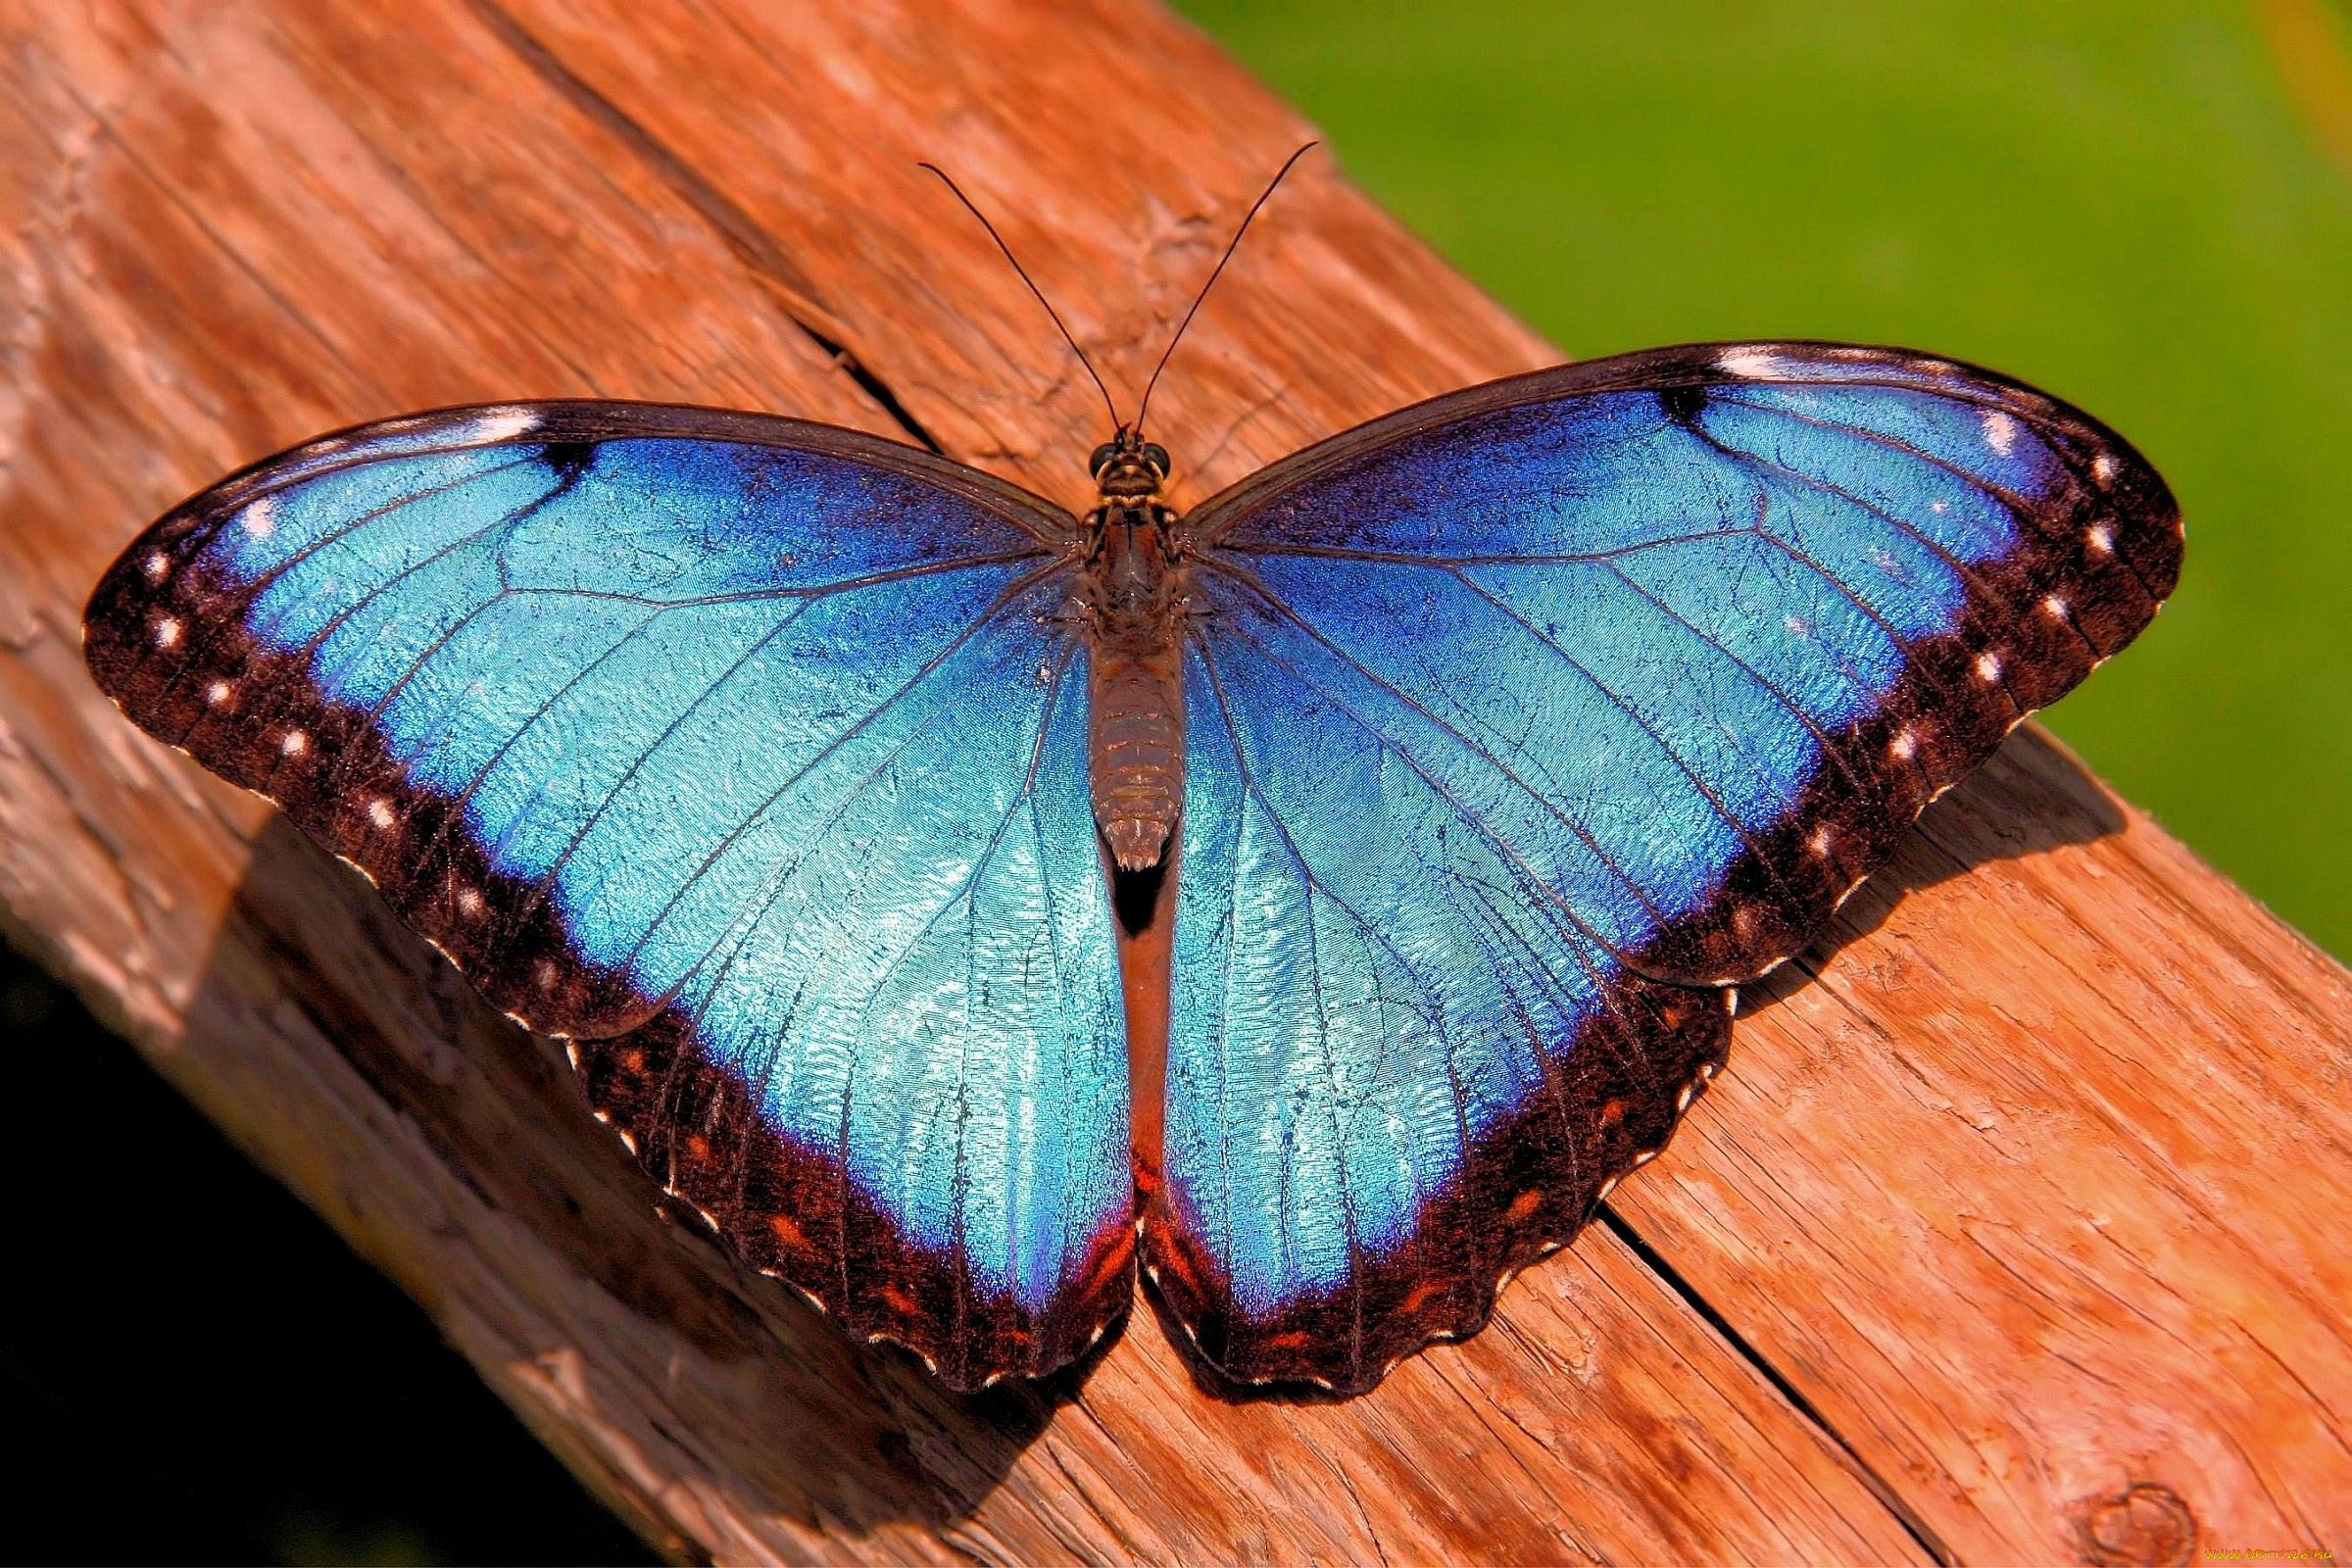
(1079, 429), (1190, 873)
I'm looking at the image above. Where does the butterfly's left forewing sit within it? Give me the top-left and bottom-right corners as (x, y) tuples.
(1152, 343), (2180, 1391)
(86, 404), (1134, 1388)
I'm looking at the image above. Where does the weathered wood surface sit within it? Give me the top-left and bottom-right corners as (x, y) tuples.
(2, 1), (2347, 1561)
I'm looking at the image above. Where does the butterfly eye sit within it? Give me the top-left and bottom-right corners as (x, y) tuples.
(1088, 442), (1119, 478)
(1141, 443), (1171, 477)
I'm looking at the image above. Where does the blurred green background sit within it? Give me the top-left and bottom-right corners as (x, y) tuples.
(1178, 0), (2352, 958)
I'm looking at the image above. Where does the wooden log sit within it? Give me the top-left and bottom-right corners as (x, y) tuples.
(2, 1), (2346, 1560)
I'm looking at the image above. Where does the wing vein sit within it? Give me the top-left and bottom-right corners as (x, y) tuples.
(1440, 562), (1809, 883)
(604, 561), (1070, 981)
(1201, 561), (1671, 944)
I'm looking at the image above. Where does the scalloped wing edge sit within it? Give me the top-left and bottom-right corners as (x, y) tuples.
(1142, 974), (1733, 1394)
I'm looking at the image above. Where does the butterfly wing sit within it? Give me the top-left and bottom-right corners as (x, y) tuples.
(86, 404), (1134, 1387)
(1148, 343), (2180, 1391)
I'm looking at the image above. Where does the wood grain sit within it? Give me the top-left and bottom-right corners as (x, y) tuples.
(1, 1), (2344, 1561)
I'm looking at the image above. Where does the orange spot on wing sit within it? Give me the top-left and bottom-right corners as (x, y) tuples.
(1505, 1188), (1544, 1223)
(1074, 1224), (1135, 1292)
(1397, 1280), (1443, 1316)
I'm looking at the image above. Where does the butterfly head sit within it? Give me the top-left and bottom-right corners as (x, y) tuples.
(1089, 425), (1171, 510)
(1078, 424), (1188, 652)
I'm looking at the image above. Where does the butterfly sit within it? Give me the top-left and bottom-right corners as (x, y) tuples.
(81, 158), (2179, 1396)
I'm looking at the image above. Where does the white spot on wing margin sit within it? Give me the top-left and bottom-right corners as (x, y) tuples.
(1716, 346), (1786, 379)
(463, 406), (543, 445)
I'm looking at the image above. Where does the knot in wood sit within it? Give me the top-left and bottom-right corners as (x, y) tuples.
(2074, 1482), (2197, 1567)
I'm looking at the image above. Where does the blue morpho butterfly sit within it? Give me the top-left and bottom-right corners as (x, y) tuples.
(83, 149), (2179, 1396)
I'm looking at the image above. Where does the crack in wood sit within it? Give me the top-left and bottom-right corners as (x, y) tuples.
(1596, 1202), (1957, 1566)
(465, 0), (946, 456)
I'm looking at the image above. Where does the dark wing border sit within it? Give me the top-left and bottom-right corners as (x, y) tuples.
(132, 398), (1080, 547)
(115, 399), (1077, 552)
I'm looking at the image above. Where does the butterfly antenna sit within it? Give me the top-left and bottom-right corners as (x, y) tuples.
(918, 162), (1122, 433)
(1134, 141), (1317, 436)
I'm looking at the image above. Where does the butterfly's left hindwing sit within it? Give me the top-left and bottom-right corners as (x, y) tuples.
(1152, 343), (2180, 1391)
(85, 403), (1134, 1388)
(1150, 630), (1731, 1389)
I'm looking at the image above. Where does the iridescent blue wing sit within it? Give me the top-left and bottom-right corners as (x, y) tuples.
(85, 404), (1133, 1389)
(1148, 343), (2180, 1391)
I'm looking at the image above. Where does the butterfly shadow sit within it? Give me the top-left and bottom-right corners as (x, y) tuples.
(1135, 720), (2129, 1407)
(1736, 719), (2128, 1016)
(190, 811), (1122, 1544)
(182, 719), (2125, 1532)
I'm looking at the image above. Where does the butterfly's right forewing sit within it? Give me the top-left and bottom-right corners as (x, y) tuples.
(86, 403), (1135, 1388)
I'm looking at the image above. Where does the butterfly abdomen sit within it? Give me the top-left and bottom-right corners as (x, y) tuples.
(1090, 646), (1186, 871)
